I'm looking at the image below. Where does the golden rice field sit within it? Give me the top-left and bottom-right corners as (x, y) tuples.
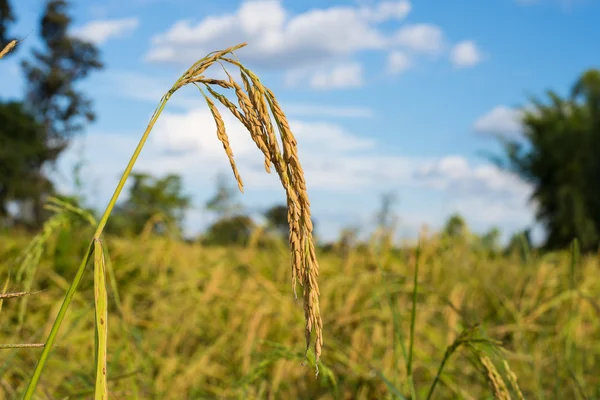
(2, 225), (599, 399)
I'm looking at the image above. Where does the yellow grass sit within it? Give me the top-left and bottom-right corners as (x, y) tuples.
(93, 239), (108, 400)
(1, 228), (599, 399)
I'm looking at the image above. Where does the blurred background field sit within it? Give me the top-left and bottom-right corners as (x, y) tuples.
(2, 218), (600, 399)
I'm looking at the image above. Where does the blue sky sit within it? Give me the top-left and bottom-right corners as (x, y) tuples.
(2, 0), (599, 243)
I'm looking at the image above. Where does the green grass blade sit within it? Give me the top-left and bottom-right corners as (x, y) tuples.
(406, 243), (421, 398)
(426, 347), (456, 400)
(425, 325), (492, 400)
(519, 232), (530, 264)
(101, 240), (122, 312)
(22, 242), (94, 399)
(94, 239), (108, 399)
(565, 238), (581, 393)
(569, 238), (579, 292)
(381, 265), (408, 374)
(374, 238), (407, 392)
(373, 368), (408, 400)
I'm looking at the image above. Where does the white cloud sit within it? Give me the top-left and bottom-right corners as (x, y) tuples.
(412, 155), (535, 237)
(290, 121), (376, 151)
(145, 0), (422, 70)
(387, 51), (412, 74)
(56, 105), (536, 242)
(149, 108), (255, 157)
(71, 17), (139, 45)
(414, 155), (532, 199)
(392, 23), (446, 55)
(144, 0), (477, 88)
(473, 105), (524, 137)
(310, 63), (364, 89)
(450, 40), (483, 68)
(144, 108), (379, 171)
(287, 62), (365, 90)
(452, 197), (534, 227)
(359, 0), (412, 22)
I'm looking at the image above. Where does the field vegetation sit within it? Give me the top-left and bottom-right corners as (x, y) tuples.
(2, 216), (599, 399)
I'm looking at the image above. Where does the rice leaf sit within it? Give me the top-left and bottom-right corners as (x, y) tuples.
(94, 239), (108, 400)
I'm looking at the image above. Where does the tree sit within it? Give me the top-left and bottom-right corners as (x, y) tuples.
(0, 101), (61, 227)
(20, 0), (103, 225)
(497, 69), (600, 252)
(202, 215), (255, 246)
(201, 173), (254, 245)
(505, 229), (532, 259)
(479, 226), (502, 255)
(371, 190), (399, 249)
(107, 172), (191, 236)
(442, 213), (468, 238)
(0, 0), (15, 52)
(336, 225), (360, 256)
(376, 191), (398, 232)
(264, 204), (288, 238)
(205, 172), (242, 218)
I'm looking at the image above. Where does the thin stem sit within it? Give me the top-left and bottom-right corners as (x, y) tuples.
(406, 242), (421, 399)
(22, 93), (173, 400)
(426, 346), (456, 400)
(94, 93), (172, 237)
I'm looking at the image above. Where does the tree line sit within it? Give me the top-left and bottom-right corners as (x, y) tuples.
(1, 0), (102, 228)
(1, 0), (599, 252)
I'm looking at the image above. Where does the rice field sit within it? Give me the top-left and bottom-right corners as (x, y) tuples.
(2, 223), (599, 399)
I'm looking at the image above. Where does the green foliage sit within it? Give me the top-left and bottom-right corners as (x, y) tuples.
(480, 227), (501, 252)
(498, 69), (600, 252)
(264, 204), (288, 238)
(442, 213), (467, 238)
(16, 0), (102, 226)
(21, 0), (103, 142)
(202, 214), (255, 246)
(0, 0), (15, 52)
(438, 216), (508, 257)
(201, 173), (256, 245)
(205, 172), (243, 218)
(0, 101), (61, 226)
(107, 172), (190, 236)
(505, 229), (533, 260)
(376, 191), (398, 232)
